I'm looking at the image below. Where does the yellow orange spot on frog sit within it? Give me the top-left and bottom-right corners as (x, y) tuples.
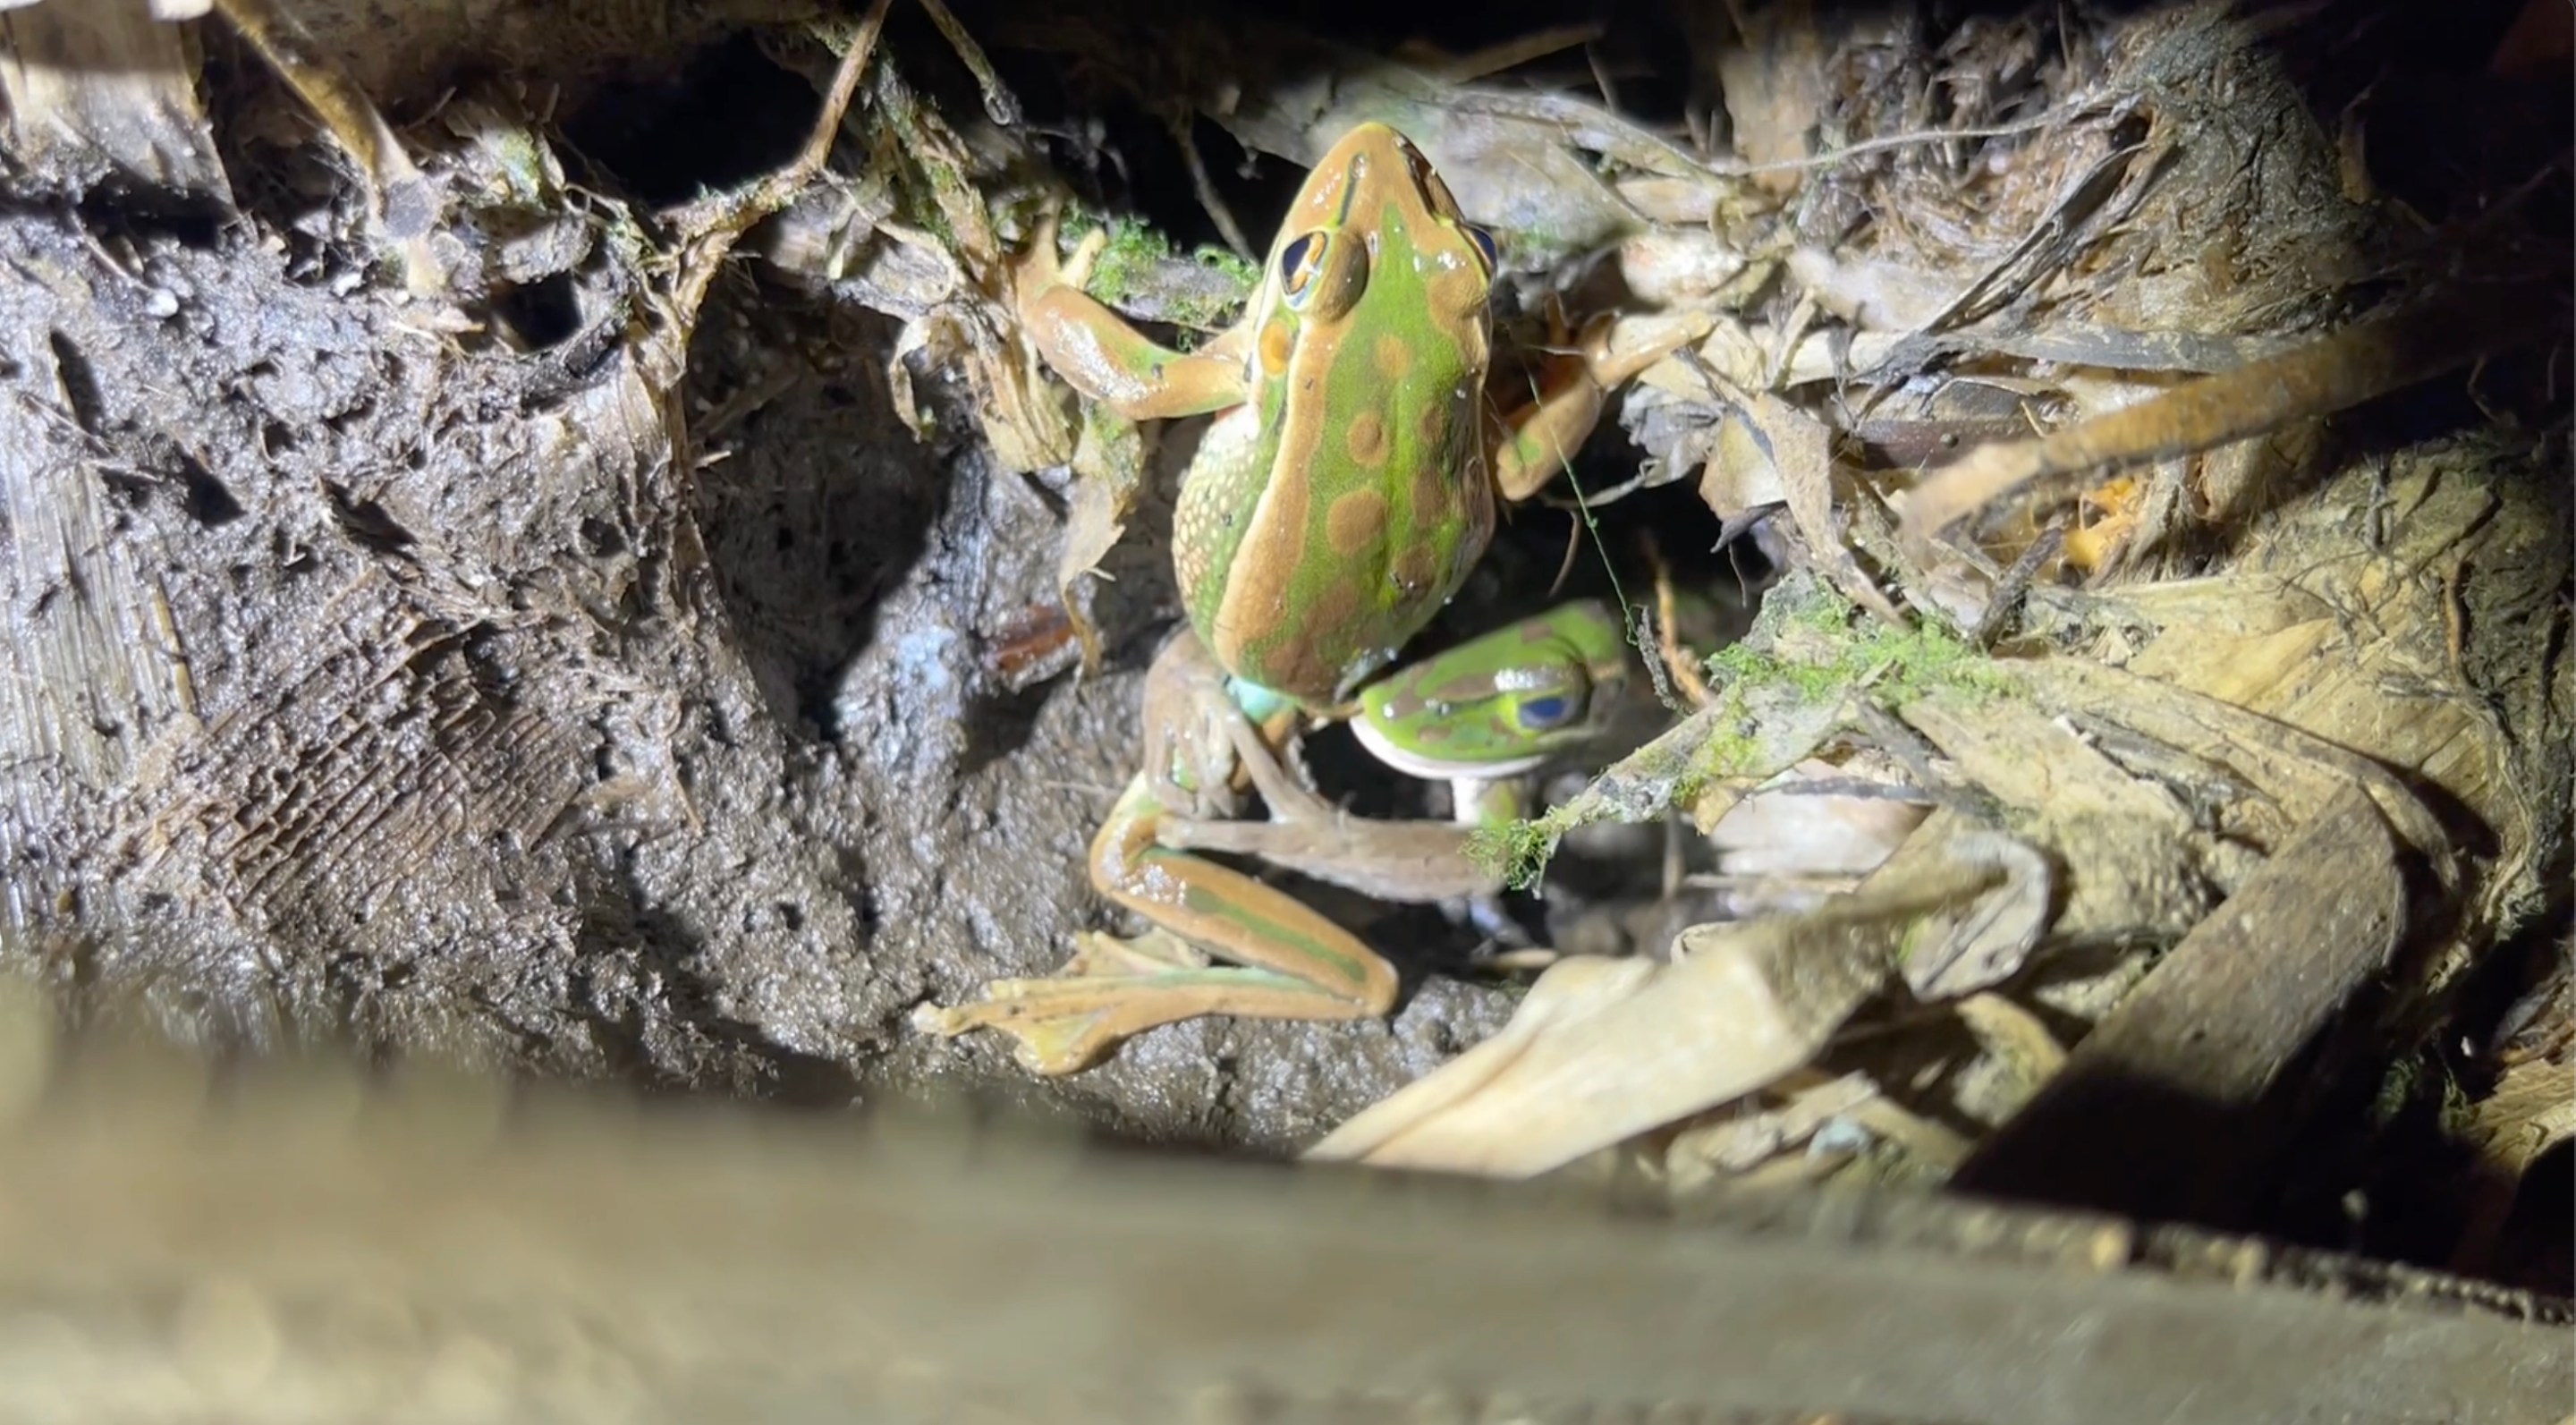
(1345, 411), (1387, 466)
(1258, 318), (1294, 376)
(1326, 489), (1388, 557)
(1374, 330), (1412, 379)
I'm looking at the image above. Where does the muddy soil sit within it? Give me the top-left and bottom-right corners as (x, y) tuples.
(0, 112), (1526, 1152)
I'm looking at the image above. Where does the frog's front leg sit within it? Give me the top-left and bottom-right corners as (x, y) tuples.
(1014, 213), (1253, 420)
(1154, 709), (1506, 903)
(1489, 311), (1707, 501)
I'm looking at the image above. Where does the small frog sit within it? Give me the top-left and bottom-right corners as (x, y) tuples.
(915, 601), (1645, 1073)
(916, 124), (1688, 1071)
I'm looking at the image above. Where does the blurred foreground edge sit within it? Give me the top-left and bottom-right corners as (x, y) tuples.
(0, 1037), (2563, 1425)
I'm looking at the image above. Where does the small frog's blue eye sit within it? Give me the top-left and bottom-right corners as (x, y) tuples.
(1516, 693), (1576, 730)
(1467, 225), (1498, 270)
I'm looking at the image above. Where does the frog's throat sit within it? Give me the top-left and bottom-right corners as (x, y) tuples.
(1351, 715), (1549, 781)
(1226, 677), (1300, 726)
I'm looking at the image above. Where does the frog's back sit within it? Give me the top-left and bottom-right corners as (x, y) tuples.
(1180, 329), (1494, 700)
(1185, 232), (1496, 702)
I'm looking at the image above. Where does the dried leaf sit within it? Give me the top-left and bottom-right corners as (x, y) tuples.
(1309, 822), (2025, 1177)
(1055, 403), (1146, 674)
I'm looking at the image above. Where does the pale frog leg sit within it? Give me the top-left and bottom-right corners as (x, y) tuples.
(1156, 711), (1501, 903)
(911, 770), (1402, 1075)
(1490, 311), (1708, 502)
(1015, 213), (1251, 421)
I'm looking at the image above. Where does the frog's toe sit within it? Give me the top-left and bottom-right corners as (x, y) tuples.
(910, 993), (1123, 1076)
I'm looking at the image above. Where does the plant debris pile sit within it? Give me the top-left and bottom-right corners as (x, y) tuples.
(0, 0), (2564, 1286)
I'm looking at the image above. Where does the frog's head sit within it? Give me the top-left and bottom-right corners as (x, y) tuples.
(1350, 600), (1634, 779)
(1250, 123), (1497, 353)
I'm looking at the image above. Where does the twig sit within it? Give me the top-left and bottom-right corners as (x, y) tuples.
(912, 0), (1021, 125)
(1171, 116), (1255, 261)
(663, 0), (887, 338)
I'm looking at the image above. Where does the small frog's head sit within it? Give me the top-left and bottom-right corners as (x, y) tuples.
(1351, 600), (1633, 779)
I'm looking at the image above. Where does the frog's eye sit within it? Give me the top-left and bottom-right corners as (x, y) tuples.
(1514, 690), (1586, 731)
(1466, 225), (1498, 272)
(1279, 231), (1371, 317)
(1278, 232), (1326, 301)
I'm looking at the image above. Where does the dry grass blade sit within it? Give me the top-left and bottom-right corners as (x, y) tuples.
(1898, 280), (2562, 543)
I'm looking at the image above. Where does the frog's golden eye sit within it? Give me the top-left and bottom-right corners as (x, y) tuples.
(1278, 232), (1326, 300)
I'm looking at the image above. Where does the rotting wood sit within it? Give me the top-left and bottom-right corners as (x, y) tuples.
(1953, 784), (2407, 1224)
(0, 0), (227, 201)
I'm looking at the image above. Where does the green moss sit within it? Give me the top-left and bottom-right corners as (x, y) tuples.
(1083, 216), (1170, 304)
(1196, 244), (1258, 286)
(2434, 1066), (2476, 1137)
(1072, 216), (1256, 327)
(1481, 573), (2014, 887)
(2368, 1053), (2424, 1129)
(1466, 818), (1556, 886)
(1701, 584), (2005, 708)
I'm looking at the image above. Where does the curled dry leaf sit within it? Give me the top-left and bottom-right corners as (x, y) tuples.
(1054, 403), (1145, 673)
(1308, 817), (2047, 1178)
(1703, 757), (1928, 879)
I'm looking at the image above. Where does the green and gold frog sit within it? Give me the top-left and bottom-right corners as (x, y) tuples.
(914, 124), (1685, 1073)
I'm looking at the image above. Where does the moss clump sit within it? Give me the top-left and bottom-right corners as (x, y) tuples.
(1070, 215), (1257, 328)
(1474, 574), (2012, 888)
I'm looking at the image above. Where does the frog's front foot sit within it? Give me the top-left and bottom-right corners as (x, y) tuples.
(1008, 208), (1108, 316)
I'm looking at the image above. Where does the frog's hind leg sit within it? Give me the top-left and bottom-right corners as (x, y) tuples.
(911, 777), (1401, 1075)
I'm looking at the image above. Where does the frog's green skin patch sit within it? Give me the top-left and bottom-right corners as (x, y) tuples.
(1177, 124), (1498, 706)
(1352, 600), (1633, 779)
